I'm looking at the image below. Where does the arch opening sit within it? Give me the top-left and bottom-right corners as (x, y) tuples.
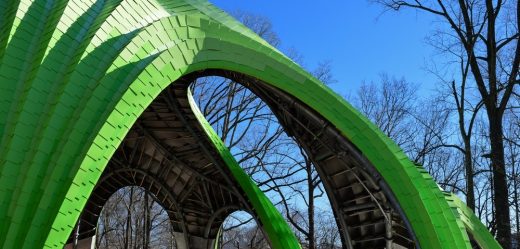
(217, 211), (270, 249)
(189, 74), (342, 248)
(183, 69), (417, 249)
(73, 68), (417, 249)
(93, 186), (176, 249)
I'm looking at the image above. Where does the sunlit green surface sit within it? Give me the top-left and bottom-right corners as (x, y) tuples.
(0, 0), (499, 248)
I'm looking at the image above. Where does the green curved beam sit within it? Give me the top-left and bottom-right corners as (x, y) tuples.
(0, 0), (499, 248)
(187, 88), (300, 249)
(448, 193), (502, 249)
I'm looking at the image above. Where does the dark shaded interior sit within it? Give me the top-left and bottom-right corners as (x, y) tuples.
(69, 80), (251, 249)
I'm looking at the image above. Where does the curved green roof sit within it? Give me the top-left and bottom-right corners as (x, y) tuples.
(0, 0), (500, 248)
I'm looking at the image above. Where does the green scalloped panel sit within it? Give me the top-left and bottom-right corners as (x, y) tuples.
(0, 0), (500, 248)
(448, 193), (502, 249)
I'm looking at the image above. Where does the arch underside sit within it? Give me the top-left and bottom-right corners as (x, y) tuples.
(73, 71), (417, 249)
(72, 83), (247, 248)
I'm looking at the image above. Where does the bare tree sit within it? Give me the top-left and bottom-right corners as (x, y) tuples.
(314, 211), (341, 249)
(96, 186), (175, 249)
(377, 1), (519, 246)
(504, 109), (520, 245)
(446, 78), (482, 210)
(353, 75), (465, 192)
(231, 10), (280, 47)
(355, 74), (418, 152)
(218, 212), (269, 249)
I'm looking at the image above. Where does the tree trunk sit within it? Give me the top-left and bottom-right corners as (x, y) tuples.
(513, 154), (520, 247)
(307, 160), (315, 249)
(125, 187), (134, 249)
(143, 192), (150, 249)
(488, 111), (511, 249)
(463, 139), (475, 211)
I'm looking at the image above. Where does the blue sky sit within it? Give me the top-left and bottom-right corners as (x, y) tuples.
(210, 1), (439, 96)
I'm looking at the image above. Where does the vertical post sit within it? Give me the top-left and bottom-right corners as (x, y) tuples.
(385, 209), (393, 249)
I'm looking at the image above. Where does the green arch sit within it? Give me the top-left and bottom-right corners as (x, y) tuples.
(448, 193), (502, 249)
(0, 0), (500, 248)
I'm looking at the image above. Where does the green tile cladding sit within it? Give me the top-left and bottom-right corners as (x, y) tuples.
(0, 0), (500, 248)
